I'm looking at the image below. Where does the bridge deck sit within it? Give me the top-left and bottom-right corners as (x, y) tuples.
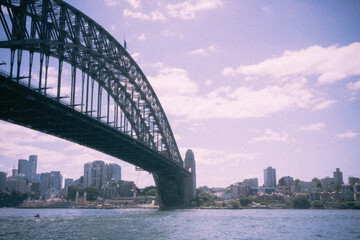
(0, 74), (189, 178)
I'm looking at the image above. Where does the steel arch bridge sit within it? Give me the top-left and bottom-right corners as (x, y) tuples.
(0, 0), (195, 208)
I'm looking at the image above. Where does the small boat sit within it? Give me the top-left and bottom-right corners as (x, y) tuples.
(34, 214), (40, 218)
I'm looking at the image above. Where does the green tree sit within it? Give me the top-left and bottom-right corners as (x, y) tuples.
(311, 178), (322, 189)
(292, 195), (310, 209)
(66, 186), (83, 200)
(278, 177), (285, 186)
(294, 179), (300, 186)
(84, 186), (99, 201)
(195, 190), (215, 206)
(0, 191), (28, 207)
(145, 189), (157, 196)
(239, 197), (252, 206)
(311, 200), (323, 208)
(226, 199), (240, 209)
(140, 186), (157, 196)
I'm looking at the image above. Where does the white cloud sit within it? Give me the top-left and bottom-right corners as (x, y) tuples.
(336, 129), (360, 139)
(167, 0), (223, 20)
(149, 65), (317, 120)
(161, 30), (184, 39)
(104, 0), (120, 7)
(249, 129), (293, 144)
(223, 43), (360, 85)
(188, 48), (205, 56)
(111, 24), (116, 31)
(188, 45), (217, 56)
(299, 123), (326, 131)
(205, 79), (213, 86)
(123, 9), (165, 21)
(131, 52), (140, 61)
(149, 66), (198, 96)
(125, 0), (140, 9)
(138, 33), (146, 41)
(312, 99), (337, 111)
(346, 79), (360, 91)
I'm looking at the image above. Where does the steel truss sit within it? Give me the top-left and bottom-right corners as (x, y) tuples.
(0, 0), (182, 166)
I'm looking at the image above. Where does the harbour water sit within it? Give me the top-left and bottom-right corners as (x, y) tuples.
(0, 208), (359, 240)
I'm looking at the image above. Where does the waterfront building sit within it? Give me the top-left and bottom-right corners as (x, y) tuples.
(30, 181), (40, 192)
(283, 176), (294, 188)
(6, 174), (29, 193)
(354, 183), (360, 201)
(243, 178), (258, 187)
(309, 192), (320, 201)
(0, 171), (6, 192)
(341, 184), (353, 201)
(50, 171), (63, 191)
(119, 180), (135, 197)
(40, 173), (51, 198)
(321, 177), (336, 192)
(264, 166), (276, 187)
(348, 176), (360, 186)
(333, 168), (343, 187)
(108, 163), (121, 181)
(264, 187), (275, 194)
(230, 183), (240, 197)
(12, 169), (18, 177)
(296, 181), (318, 193)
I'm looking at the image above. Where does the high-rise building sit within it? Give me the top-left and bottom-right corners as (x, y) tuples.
(12, 169), (18, 177)
(264, 166), (276, 187)
(40, 173), (51, 199)
(348, 176), (360, 186)
(29, 155), (37, 179)
(333, 168), (343, 186)
(50, 171), (63, 190)
(184, 149), (196, 199)
(64, 178), (73, 197)
(6, 174), (29, 193)
(108, 163), (121, 181)
(83, 162), (91, 188)
(0, 171), (6, 192)
(18, 155), (37, 180)
(321, 177), (336, 192)
(18, 159), (32, 180)
(243, 178), (258, 187)
(84, 161), (107, 189)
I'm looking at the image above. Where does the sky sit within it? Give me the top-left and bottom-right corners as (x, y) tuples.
(1, 0), (360, 188)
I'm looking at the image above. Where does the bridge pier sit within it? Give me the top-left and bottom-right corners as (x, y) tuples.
(153, 150), (196, 209)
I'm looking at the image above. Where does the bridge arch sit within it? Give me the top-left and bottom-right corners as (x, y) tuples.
(0, 0), (194, 208)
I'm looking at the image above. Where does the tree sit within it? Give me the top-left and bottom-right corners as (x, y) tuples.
(195, 190), (215, 206)
(66, 186), (83, 200)
(145, 189), (157, 196)
(278, 177), (285, 186)
(140, 186), (157, 196)
(226, 200), (240, 209)
(292, 195), (310, 209)
(294, 179), (300, 186)
(311, 200), (323, 208)
(85, 186), (99, 201)
(239, 197), (252, 206)
(312, 178), (322, 189)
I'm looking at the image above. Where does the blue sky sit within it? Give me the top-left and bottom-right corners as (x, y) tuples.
(1, 0), (360, 188)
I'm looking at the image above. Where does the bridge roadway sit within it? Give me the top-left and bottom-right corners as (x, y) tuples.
(0, 73), (192, 208)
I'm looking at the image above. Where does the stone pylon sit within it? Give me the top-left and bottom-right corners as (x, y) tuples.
(184, 149), (196, 200)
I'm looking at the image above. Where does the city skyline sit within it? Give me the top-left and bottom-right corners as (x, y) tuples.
(1, 0), (360, 188)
